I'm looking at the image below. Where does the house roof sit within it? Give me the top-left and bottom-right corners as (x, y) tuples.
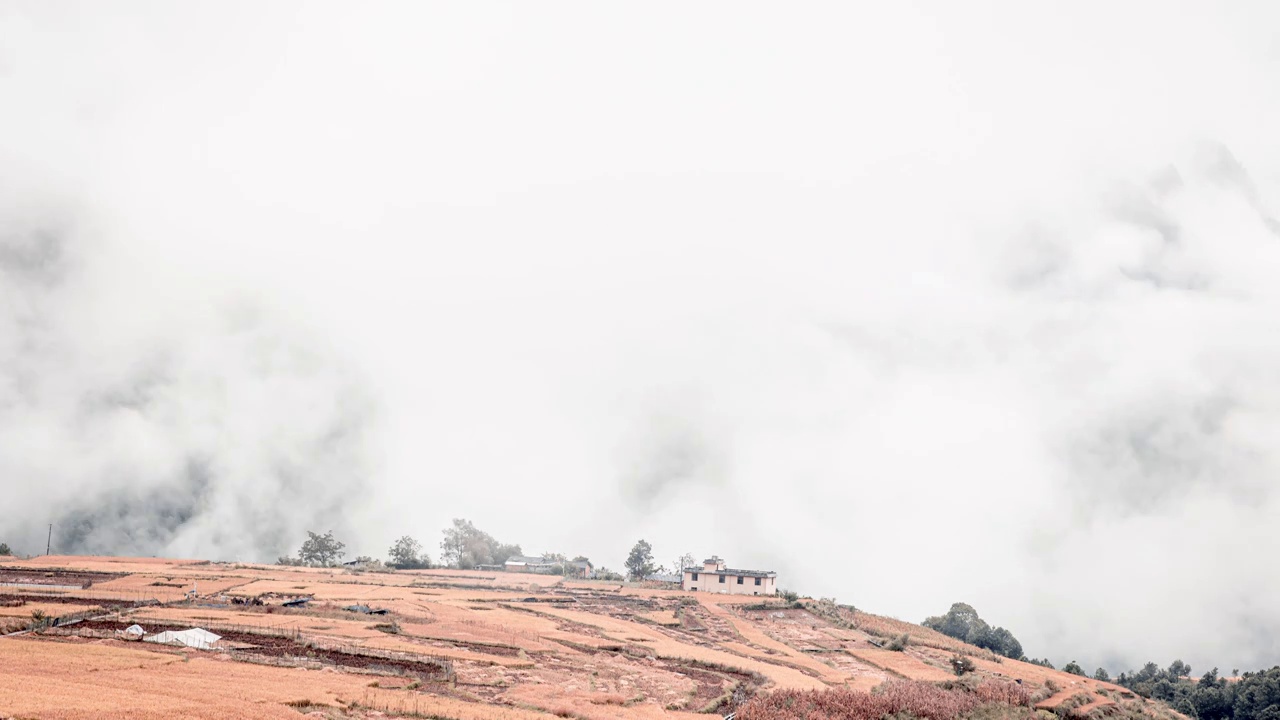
(685, 567), (776, 578)
(505, 555), (553, 565)
(645, 573), (681, 583)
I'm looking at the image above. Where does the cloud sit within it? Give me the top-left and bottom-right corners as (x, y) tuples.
(4, 0), (1280, 676)
(0, 181), (377, 561)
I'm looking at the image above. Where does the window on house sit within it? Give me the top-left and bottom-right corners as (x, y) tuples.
(691, 572), (698, 581)
(754, 577), (761, 586)
(718, 575), (725, 583)
(691, 587), (697, 591)
(737, 576), (743, 584)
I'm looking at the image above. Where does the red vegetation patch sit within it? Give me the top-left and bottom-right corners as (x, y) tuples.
(737, 680), (1034, 720)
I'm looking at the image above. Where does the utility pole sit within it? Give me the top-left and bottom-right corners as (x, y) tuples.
(46, 524), (52, 556)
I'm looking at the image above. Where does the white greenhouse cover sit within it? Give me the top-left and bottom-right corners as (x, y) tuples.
(144, 628), (221, 650)
(123, 624), (145, 636)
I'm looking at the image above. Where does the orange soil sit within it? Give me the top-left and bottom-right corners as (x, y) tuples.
(227, 579), (534, 607)
(0, 635), (558, 720)
(522, 604), (829, 690)
(360, 634), (536, 667)
(638, 609), (682, 626)
(0, 636), (347, 719)
(126, 607), (536, 667)
(131, 606), (332, 629)
(394, 603), (563, 651)
(704, 601), (849, 684)
(844, 648), (957, 682)
(90, 575), (251, 602)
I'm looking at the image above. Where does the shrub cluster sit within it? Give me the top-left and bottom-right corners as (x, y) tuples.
(737, 679), (1033, 720)
(885, 634), (910, 652)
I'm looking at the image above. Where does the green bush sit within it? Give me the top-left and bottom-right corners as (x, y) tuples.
(923, 602), (1024, 659)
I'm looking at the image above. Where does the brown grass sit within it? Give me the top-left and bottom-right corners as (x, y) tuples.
(950, 651), (1126, 696)
(847, 611), (993, 656)
(0, 602), (99, 618)
(0, 555), (205, 574)
(502, 683), (712, 719)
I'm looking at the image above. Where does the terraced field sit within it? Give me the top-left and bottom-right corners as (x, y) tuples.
(0, 555), (1149, 719)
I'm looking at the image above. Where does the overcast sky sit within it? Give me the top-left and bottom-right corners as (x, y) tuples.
(4, 0), (1280, 675)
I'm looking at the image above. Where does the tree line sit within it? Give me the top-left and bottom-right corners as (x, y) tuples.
(275, 521), (537, 571)
(1106, 661), (1280, 720)
(274, 523), (693, 582)
(922, 603), (1280, 720)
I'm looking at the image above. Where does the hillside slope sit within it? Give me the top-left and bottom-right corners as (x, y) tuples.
(0, 556), (1180, 720)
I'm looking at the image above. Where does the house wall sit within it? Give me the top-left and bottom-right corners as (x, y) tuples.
(681, 570), (776, 596)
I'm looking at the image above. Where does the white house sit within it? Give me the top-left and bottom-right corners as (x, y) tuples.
(681, 556), (777, 596)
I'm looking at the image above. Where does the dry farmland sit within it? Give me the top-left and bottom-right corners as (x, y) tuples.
(0, 555), (1143, 719)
